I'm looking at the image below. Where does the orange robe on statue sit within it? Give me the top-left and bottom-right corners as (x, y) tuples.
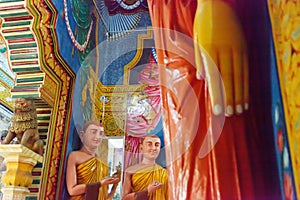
(69, 158), (108, 200)
(147, 0), (255, 199)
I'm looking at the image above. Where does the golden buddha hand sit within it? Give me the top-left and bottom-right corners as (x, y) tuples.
(194, 0), (249, 116)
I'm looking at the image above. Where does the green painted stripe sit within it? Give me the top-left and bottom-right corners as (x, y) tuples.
(2, 21), (31, 27)
(10, 53), (38, 60)
(16, 77), (43, 83)
(0, 12), (29, 18)
(5, 34), (33, 40)
(14, 84), (41, 89)
(25, 197), (37, 200)
(37, 116), (51, 120)
(9, 43), (37, 49)
(11, 94), (39, 98)
(12, 66), (40, 72)
(0, 71), (14, 86)
(0, 0), (23, 3)
(32, 180), (40, 184)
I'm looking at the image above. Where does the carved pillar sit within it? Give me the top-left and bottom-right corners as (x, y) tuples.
(0, 144), (43, 200)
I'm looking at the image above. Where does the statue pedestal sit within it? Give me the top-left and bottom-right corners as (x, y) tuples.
(0, 144), (43, 200)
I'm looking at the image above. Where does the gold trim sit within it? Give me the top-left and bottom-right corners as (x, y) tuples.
(0, 79), (13, 110)
(123, 28), (153, 85)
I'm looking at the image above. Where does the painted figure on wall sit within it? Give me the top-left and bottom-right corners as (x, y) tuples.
(124, 53), (163, 170)
(66, 121), (120, 200)
(79, 65), (98, 123)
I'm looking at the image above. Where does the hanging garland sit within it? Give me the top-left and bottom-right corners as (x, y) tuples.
(63, 0), (93, 52)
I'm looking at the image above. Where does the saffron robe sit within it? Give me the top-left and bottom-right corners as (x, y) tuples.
(131, 164), (168, 200)
(70, 157), (108, 200)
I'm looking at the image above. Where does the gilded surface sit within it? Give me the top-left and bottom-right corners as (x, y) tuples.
(0, 81), (13, 109)
(123, 29), (153, 85)
(26, 0), (75, 199)
(90, 27), (153, 136)
(0, 146), (38, 188)
(94, 80), (146, 136)
(268, 1), (300, 198)
(0, 0), (63, 196)
(41, 75), (58, 106)
(3, 160), (35, 187)
(3, 99), (44, 156)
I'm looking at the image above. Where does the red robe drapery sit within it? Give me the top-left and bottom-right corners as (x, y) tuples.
(147, 0), (255, 199)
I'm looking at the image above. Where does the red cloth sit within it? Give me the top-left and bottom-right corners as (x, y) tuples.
(147, 0), (255, 199)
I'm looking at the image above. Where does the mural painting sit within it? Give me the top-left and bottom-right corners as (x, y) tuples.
(0, 0), (299, 200)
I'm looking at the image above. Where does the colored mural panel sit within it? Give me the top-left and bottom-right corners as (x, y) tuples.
(58, 0), (163, 199)
(0, 0), (293, 199)
(268, 0), (300, 198)
(271, 45), (296, 200)
(0, 0), (75, 199)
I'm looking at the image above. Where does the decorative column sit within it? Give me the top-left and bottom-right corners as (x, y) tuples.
(0, 144), (43, 200)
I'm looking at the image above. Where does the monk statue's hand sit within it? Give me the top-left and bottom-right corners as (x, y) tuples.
(100, 177), (120, 186)
(193, 0), (249, 116)
(147, 181), (163, 193)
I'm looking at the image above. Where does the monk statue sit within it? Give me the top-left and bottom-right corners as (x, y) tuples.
(2, 98), (44, 155)
(122, 135), (168, 200)
(66, 121), (120, 200)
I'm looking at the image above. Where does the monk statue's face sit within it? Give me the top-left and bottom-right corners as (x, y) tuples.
(80, 124), (104, 149)
(140, 136), (161, 160)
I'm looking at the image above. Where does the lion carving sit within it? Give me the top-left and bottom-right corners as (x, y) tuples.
(2, 98), (44, 155)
